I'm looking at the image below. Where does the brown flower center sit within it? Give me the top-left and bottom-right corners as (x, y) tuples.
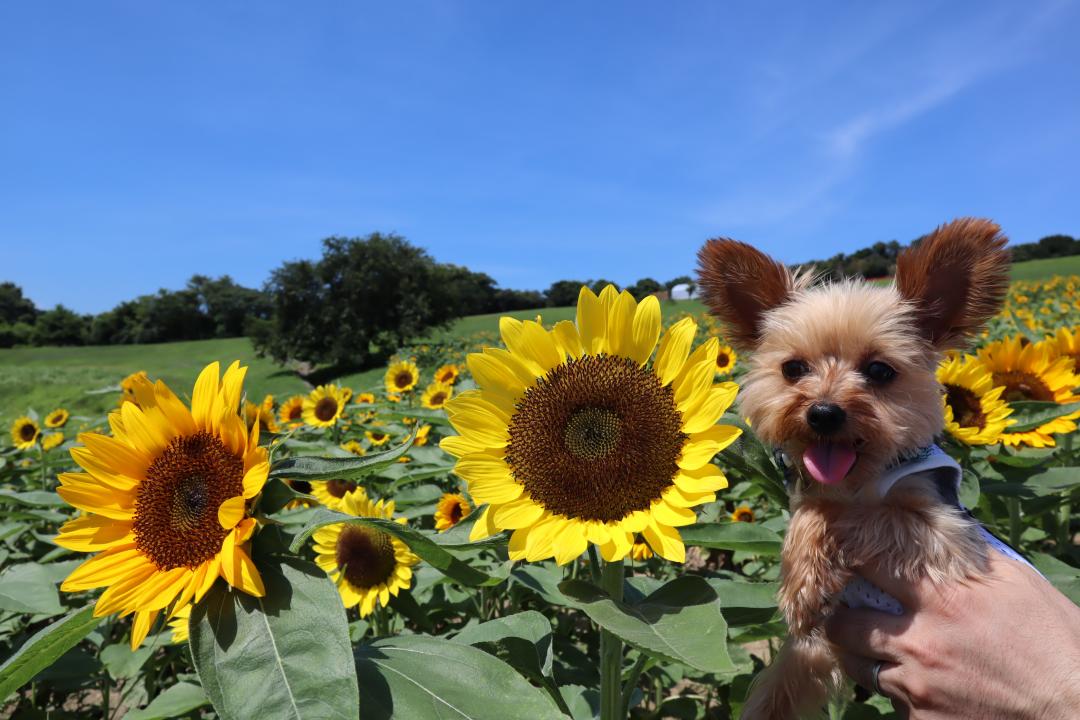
(336, 525), (396, 588)
(314, 397), (339, 422)
(19, 423), (37, 442)
(429, 391), (447, 407)
(135, 431), (244, 570)
(326, 479), (357, 498)
(449, 502), (464, 523)
(716, 353), (730, 369)
(944, 384), (986, 430)
(505, 354), (686, 523)
(994, 371), (1055, 403)
(394, 371), (414, 389)
(287, 403), (303, 421)
(288, 479), (313, 494)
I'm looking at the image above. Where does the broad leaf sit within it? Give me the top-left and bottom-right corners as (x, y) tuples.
(705, 579), (779, 626)
(289, 509), (502, 586)
(1029, 553), (1080, 604)
(100, 643), (153, 680)
(559, 575), (734, 673)
(189, 556), (359, 720)
(452, 610), (554, 680)
(1024, 467), (1080, 493)
(680, 522), (783, 555)
(126, 682), (209, 720)
(355, 635), (565, 720)
(0, 489), (68, 507)
(1005, 401), (1080, 432)
(0, 563), (65, 616)
(0, 605), (102, 702)
(269, 431), (414, 481)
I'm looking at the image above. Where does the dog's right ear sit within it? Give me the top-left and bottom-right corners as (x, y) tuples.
(696, 238), (795, 349)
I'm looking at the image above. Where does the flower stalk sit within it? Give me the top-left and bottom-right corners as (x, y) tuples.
(599, 558), (624, 720)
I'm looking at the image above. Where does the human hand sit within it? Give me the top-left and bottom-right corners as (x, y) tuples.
(825, 553), (1080, 719)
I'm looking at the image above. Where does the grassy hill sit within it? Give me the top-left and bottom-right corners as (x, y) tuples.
(0, 255), (1071, 422)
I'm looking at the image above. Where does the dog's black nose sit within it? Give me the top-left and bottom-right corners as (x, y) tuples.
(807, 403), (846, 435)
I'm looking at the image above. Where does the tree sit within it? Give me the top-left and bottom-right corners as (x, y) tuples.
(545, 280), (587, 307)
(187, 275), (272, 338)
(627, 277), (662, 300)
(254, 233), (468, 368)
(31, 305), (88, 346)
(664, 275), (694, 297)
(0, 282), (38, 325)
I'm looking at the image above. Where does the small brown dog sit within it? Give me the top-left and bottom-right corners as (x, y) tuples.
(696, 219), (1011, 718)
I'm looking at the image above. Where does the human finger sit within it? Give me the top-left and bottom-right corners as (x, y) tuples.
(824, 605), (907, 662)
(854, 558), (923, 609)
(836, 651), (902, 704)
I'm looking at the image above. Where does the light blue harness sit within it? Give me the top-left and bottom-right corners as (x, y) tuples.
(837, 444), (1037, 615)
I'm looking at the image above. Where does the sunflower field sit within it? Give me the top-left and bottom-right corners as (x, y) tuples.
(1, 278), (1079, 720)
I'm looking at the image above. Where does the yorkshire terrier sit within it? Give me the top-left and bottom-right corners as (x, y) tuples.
(696, 218), (1012, 719)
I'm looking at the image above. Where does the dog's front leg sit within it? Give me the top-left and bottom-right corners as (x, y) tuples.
(777, 498), (851, 636)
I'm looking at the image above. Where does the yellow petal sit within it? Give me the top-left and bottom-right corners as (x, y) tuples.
(242, 461), (269, 499)
(220, 531), (265, 597)
(551, 524), (588, 565)
(552, 320), (583, 359)
(447, 404), (510, 448)
(135, 567), (191, 612)
(523, 515), (561, 560)
(468, 505), (499, 541)
(606, 290), (637, 357)
(467, 353), (527, 402)
(191, 361), (221, 431)
(61, 544), (141, 592)
(195, 557), (221, 603)
(681, 384), (739, 434)
(674, 358), (716, 412)
(69, 447), (139, 492)
(54, 515), (134, 552)
(77, 433), (150, 482)
(654, 317), (698, 386)
(678, 425), (742, 470)
(507, 526), (530, 561)
(642, 520), (685, 563)
(628, 295), (662, 365)
(674, 463), (730, 493)
(56, 477), (135, 520)
(218, 495), (246, 530)
(120, 402), (169, 458)
(650, 499), (698, 526)
(219, 361), (247, 417)
(576, 286), (607, 355)
(440, 435), (501, 459)
(662, 484), (715, 508)
(130, 608), (160, 650)
(153, 380), (197, 436)
(491, 496), (546, 529)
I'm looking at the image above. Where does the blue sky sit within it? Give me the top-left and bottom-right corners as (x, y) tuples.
(3, 1), (1079, 314)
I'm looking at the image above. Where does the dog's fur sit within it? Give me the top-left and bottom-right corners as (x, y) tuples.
(696, 218), (1011, 719)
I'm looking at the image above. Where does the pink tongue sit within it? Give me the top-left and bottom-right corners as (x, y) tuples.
(802, 443), (857, 485)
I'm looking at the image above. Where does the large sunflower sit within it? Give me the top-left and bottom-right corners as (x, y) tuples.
(278, 395), (305, 427)
(977, 337), (1080, 447)
(56, 362), (268, 649)
(936, 354), (1014, 445)
(45, 408), (70, 428)
(421, 382), (454, 410)
(385, 360), (420, 394)
(441, 284), (740, 564)
(302, 385), (347, 428)
(311, 488), (419, 616)
(11, 416), (40, 450)
(434, 493), (472, 532)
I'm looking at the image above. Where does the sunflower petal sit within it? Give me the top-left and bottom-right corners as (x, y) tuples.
(191, 362), (221, 431)
(491, 496), (546, 529)
(220, 530), (265, 597)
(218, 495), (246, 530)
(654, 317), (698, 386)
(678, 425), (742, 469)
(552, 320), (583, 359)
(628, 295), (662, 365)
(643, 520), (685, 563)
(130, 608), (160, 650)
(61, 544), (141, 592)
(242, 461), (269, 499)
(54, 515), (134, 552)
(576, 286), (607, 355)
(606, 291), (637, 357)
(674, 463), (730, 493)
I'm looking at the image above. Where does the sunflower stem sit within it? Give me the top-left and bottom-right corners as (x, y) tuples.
(599, 558), (624, 720)
(619, 652), (648, 716)
(1008, 497), (1022, 548)
(588, 545), (602, 584)
(39, 444), (47, 489)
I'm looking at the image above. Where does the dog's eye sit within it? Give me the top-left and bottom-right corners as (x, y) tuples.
(863, 361), (897, 385)
(781, 359), (810, 381)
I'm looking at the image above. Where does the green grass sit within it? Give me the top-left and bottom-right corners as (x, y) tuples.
(2, 253), (1072, 423)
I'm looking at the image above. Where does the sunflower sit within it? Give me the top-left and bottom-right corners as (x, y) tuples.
(120, 371), (149, 407)
(11, 417), (40, 450)
(45, 408), (70, 428)
(278, 395), (305, 428)
(42, 433), (65, 452)
(311, 488), (419, 616)
(731, 506), (755, 523)
(386, 392), (402, 404)
(434, 364), (461, 385)
(56, 361), (268, 649)
(630, 540), (654, 561)
(244, 401), (280, 435)
(169, 603), (191, 644)
(284, 479), (317, 509)
(936, 355), (1014, 445)
(1047, 326), (1080, 374)
(366, 429), (391, 446)
(442, 284), (740, 564)
(977, 337), (1080, 447)
(261, 394), (275, 413)
(355, 392), (376, 405)
(434, 493), (472, 532)
(421, 382), (454, 410)
(415, 425), (432, 447)
(339, 386), (354, 403)
(341, 440), (366, 456)
(385, 360), (420, 395)
(714, 344), (737, 375)
(302, 385), (347, 428)
(310, 479), (360, 511)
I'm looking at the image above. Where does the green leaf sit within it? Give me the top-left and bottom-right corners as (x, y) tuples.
(452, 610), (554, 680)
(704, 579), (779, 626)
(0, 605), (103, 702)
(1024, 467), (1080, 493)
(558, 575), (734, 673)
(355, 635), (565, 720)
(1028, 553), (1080, 605)
(1005, 401), (1080, 432)
(0, 489), (68, 507)
(679, 522), (783, 555)
(189, 556), (359, 720)
(374, 408), (451, 426)
(269, 431), (415, 481)
(959, 468), (981, 509)
(0, 563), (65, 616)
(125, 682), (209, 720)
(100, 642), (153, 680)
(288, 509), (501, 586)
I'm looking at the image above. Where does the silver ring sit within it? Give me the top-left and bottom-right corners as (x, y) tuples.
(871, 660), (885, 695)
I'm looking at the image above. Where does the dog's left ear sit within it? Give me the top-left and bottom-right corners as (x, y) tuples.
(895, 218), (1011, 349)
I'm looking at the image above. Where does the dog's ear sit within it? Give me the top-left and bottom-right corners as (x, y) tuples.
(696, 238), (795, 349)
(895, 218), (1010, 349)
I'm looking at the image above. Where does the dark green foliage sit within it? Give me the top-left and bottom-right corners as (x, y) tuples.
(0, 282), (38, 326)
(31, 306), (89, 346)
(1010, 234), (1080, 263)
(545, 279), (588, 307)
(626, 277), (662, 300)
(254, 233), (499, 367)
